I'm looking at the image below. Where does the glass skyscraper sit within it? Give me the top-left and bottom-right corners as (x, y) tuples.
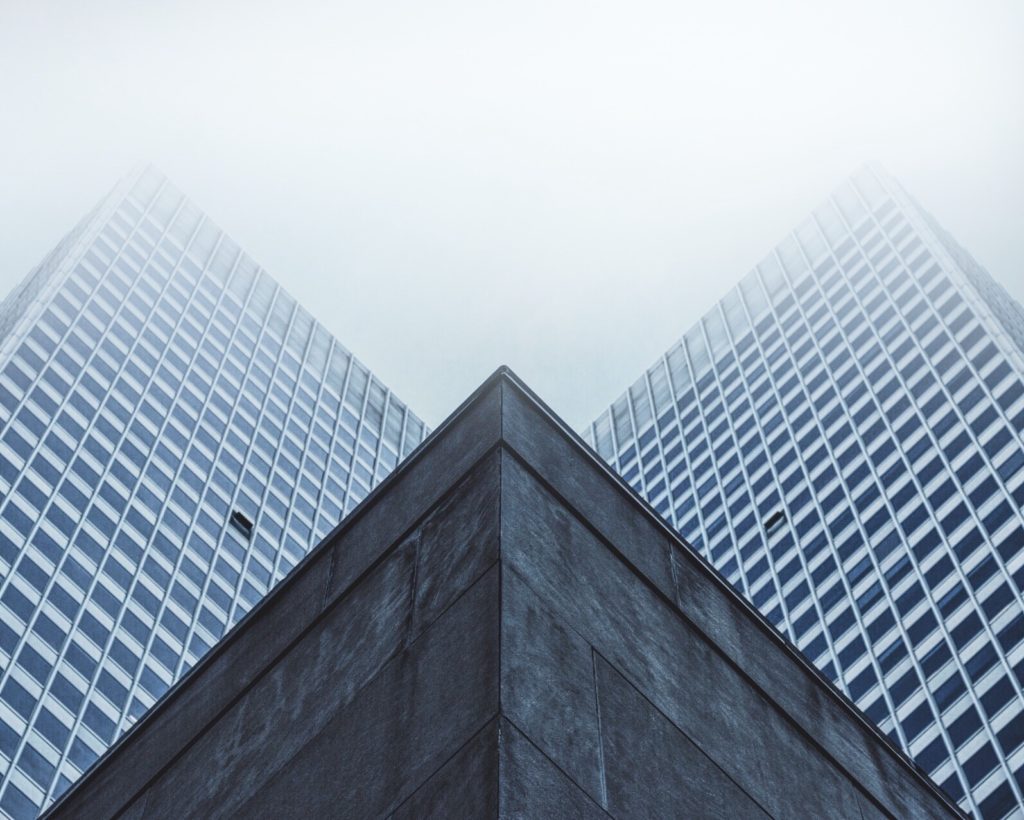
(586, 166), (1024, 818)
(0, 167), (427, 818)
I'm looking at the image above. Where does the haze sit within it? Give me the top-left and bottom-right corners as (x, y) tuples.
(1, 0), (1022, 429)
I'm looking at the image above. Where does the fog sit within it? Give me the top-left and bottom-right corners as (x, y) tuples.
(1, 0), (1021, 428)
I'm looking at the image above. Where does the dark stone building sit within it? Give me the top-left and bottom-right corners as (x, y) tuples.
(45, 370), (960, 818)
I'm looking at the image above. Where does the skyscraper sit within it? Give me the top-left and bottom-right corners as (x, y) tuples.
(586, 165), (1024, 818)
(0, 167), (427, 818)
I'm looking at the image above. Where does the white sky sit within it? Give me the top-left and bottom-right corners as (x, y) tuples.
(1, 0), (1022, 429)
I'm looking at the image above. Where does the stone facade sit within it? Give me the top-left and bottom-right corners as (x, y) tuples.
(45, 370), (960, 819)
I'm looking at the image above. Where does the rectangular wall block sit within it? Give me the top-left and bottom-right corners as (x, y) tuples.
(46, 373), (960, 820)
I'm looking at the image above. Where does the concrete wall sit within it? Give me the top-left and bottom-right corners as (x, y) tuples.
(46, 372), (959, 819)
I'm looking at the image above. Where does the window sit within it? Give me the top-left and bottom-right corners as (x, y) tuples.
(229, 510), (254, 539)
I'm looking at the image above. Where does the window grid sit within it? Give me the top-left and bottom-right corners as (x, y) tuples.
(0, 167), (428, 816)
(588, 165), (1024, 818)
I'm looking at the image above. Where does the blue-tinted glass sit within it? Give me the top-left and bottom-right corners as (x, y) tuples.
(589, 165), (1024, 817)
(0, 166), (429, 813)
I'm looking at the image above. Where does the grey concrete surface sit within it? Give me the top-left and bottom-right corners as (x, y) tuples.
(44, 369), (960, 819)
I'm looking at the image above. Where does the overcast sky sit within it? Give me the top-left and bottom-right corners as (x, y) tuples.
(2, 0), (1022, 430)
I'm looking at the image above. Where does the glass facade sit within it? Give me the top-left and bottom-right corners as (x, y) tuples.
(586, 166), (1024, 818)
(0, 167), (427, 818)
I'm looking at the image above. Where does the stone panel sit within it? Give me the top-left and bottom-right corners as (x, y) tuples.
(500, 380), (949, 817)
(327, 382), (502, 599)
(500, 383), (676, 597)
(390, 719), (500, 820)
(594, 653), (769, 819)
(498, 718), (610, 819)
(499, 452), (914, 819)
(500, 564), (603, 802)
(93, 454), (503, 819)
(411, 451), (501, 635)
(127, 536), (420, 817)
(228, 565), (500, 818)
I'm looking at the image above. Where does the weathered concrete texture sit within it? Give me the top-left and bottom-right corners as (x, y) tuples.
(46, 370), (960, 820)
(389, 719), (500, 820)
(594, 654), (768, 819)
